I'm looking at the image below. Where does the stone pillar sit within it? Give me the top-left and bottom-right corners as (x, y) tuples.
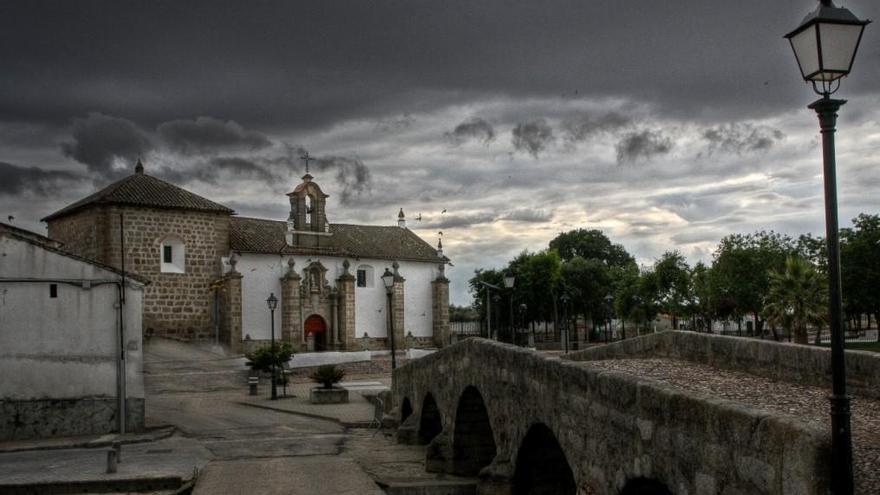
(337, 259), (356, 350)
(280, 258), (303, 350)
(330, 288), (340, 348)
(391, 261), (406, 350)
(432, 264), (450, 348)
(218, 267), (243, 354)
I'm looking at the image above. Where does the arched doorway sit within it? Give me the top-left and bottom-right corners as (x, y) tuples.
(419, 393), (442, 445)
(512, 423), (576, 495)
(619, 478), (673, 495)
(451, 386), (496, 476)
(304, 314), (328, 351)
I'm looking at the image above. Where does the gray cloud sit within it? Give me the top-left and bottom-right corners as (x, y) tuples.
(562, 112), (631, 142)
(374, 114), (415, 133)
(512, 119), (553, 158)
(444, 117), (495, 145)
(501, 208), (552, 223)
(60, 113), (153, 178)
(615, 130), (673, 164)
(157, 117), (271, 153)
(0, 162), (81, 196)
(313, 155), (372, 205)
(425, 212), (497, 229)
(701, 123), (784, 156)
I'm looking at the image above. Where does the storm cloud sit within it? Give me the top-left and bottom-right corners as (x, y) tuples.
(702, 123), (785, 155)
(157, 117), (272, 153)
(615, 130), (674, 164)
(313, 156), (372, 205)
(0, 162), (81, 196)
(562, 112), (631, 142)
(444, 117), (495, 145)
(512, 119), (554, 158)
(60, 113), (153, 178)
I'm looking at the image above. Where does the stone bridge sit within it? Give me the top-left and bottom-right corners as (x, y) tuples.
(389, 332), (880, 495)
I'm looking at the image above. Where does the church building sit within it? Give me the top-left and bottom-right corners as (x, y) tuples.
(42, 160), (450, 353)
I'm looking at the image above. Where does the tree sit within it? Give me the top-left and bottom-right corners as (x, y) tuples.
(561, 256), (611, 339)
(763, 256), (827, 344)
(653, 251), (691, 330)
(711, 231), (796, 336)
(449, 304), (479, 322)
(549, 229), (635, 268)
(468, 268), (504, 328)
(690, 262), (714, 332)
(840, 214), (880, 338)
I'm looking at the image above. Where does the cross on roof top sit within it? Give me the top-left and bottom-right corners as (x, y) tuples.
(301, 151), (314, 175)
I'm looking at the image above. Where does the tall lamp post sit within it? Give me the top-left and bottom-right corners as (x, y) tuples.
(381, 268), (397, 369)
(560, 294), (571, 353)
(503, 271), (515, 344)
(519, 303), (527, 347)
(479, 281), (502, 340)
(786, 3), (869, 493)
(266, 293), (278, 400)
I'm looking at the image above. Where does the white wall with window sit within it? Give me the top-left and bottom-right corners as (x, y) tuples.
(159, 236), (185, 273)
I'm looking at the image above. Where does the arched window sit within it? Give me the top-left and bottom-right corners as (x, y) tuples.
(356, 264), (374, 288)
(305, 195), (313, 225)
(159, 236), (185, 274)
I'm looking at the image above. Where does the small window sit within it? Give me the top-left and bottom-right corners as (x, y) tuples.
(356, 265), (374, 288)
(160, 236), (185, 274)
(49, 284), (58, 298)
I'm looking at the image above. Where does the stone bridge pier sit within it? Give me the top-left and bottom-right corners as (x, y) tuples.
(392, 337), (830, 495)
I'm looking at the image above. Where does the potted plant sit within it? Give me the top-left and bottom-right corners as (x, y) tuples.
(308, 364), (348, 404)
(245, 343), (294, 394)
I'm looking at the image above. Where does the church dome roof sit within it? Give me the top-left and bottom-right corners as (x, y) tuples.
(42, 169), (234, 222)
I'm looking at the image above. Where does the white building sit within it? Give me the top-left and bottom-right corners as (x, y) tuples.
(0, 222), (146, 440)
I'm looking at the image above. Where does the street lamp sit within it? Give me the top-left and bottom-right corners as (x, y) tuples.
(381, 268), (397, 369)
(560, 294), (571, 353)
(786, 3), (869, 493)
(503, 271), (515, 344)
(266, 293), (278, 400)
(604, 294), (614, 343)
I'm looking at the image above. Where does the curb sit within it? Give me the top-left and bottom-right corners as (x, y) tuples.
(234, 401), (377, 429)
(0, 426), (177, 454)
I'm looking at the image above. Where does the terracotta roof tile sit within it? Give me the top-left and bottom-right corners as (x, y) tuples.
(42, 173), (233, 222)
(230, 217), (448, 263)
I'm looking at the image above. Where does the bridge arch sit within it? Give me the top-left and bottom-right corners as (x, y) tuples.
(512, 423), (576, 495)
(419, 393), (442, 445)
(400, 397), (413, 423)
(451, 386), (496, 476)
(619, 477), (673, 495)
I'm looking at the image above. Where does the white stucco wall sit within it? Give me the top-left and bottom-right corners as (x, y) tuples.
(236, 253), (440, 341)
(0, 235), (144, 401)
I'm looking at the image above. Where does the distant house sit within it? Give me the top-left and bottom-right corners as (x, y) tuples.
(0, 222), (146, 440)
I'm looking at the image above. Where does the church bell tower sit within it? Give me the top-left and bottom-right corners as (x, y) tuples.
(285, 173), (332, 250)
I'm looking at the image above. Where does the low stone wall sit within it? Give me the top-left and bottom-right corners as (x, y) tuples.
(0, 398), (144, 440)
(393, 338), (831, 495)
(565, 331), (880, 399)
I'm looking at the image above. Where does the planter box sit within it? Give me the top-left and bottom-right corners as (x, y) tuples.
(310, 386), (349, 404)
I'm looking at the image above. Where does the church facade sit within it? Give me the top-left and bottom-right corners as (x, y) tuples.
(43, 161), (450, 353)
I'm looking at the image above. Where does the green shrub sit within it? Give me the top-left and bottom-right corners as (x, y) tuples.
(310, 364), (345, 389)
(245, 343), (294, 373)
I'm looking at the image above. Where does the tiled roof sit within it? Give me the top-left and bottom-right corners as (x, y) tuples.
(230, 216), (448, 263)
(42, 172), (233, 222)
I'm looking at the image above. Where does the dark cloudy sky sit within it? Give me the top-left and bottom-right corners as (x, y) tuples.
(2, 0), (878, 304)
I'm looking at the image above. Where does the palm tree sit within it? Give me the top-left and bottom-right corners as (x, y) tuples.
(763, 256), (827, 345)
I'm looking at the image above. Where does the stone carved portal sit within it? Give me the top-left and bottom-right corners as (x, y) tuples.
(304, 314), (328, 351)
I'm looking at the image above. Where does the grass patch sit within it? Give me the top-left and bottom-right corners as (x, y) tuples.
(818, 341), (880, 353)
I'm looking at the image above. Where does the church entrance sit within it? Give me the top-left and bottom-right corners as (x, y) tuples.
(304, 315), (328, 352)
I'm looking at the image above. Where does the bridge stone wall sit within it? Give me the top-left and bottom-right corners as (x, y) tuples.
(393, 338), (831, 495)
(566, 331), (880, 400)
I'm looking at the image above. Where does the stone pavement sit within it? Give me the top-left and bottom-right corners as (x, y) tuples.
(237, 379), (388, 426)
(0, 436), (211, 491)
(193, 456), (386, 495)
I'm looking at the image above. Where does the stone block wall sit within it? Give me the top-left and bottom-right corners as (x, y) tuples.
(431, 277), (449, 348)
(393, 338), (832, 495)
(0, 398), (144, 441)
(566, 331), (880, 399)
(48, 205), (231, 340)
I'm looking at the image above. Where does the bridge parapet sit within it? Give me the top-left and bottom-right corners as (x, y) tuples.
(393, 337), (831, 495)
(566, 331), (880, 399)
